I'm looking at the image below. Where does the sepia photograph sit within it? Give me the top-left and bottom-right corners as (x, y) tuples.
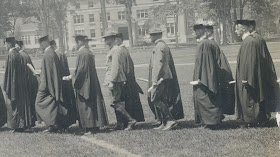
(0, 0), (279, 156)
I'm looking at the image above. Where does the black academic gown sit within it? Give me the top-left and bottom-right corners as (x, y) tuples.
(193, 39), (222, 125)
(4, 48), (32, 129)
(117, 45), (145, 122)
(19, 50), (38, 125)
(209, 40), (235, 115)
(55, 49), (77, 127)
(251, 32), (280, 112)
(35, 47), (67, 126)
(148, 40), (184, 120)
(73, 47), (108, 128)
(236, 35), (269, 123)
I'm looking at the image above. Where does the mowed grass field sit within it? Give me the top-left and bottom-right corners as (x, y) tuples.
(0, 43), (279, 156)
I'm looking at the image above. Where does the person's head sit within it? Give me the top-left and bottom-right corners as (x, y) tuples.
(75, 35), (88, 49)
(39, 35), (50, 50)
(248, 20), (256, 33)
(50, 40), (57, 50)
(193, 24), (206, 39)
(115, 33), (123, 46)
(15, 40), (24, 51)
(102, 29), (118, 48)
(4, 37), (16, 51)
(234, 20), (250, 37)
(204, 25), (214, 38)
(149, 28), (163, 43)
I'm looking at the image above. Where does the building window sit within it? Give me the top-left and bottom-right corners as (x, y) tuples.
(74, 15), (84, 24)
(137, 9), (148, 19)
(75, 30), (85, 35)
(100, 13), (110, 22)
(22, 35), (31, 45)
(89, 14), (95, 23)
(138, 26), (147, 36)
(167, 23), (175, 37)
(88, 0), (94, 8)
(75, 2), (80, 9)
(34, 35), (40, 44)
(90, 29), (96, 38)
(118, 11), (126, 20)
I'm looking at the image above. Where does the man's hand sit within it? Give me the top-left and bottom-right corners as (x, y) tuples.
(108, 82), (114, 90)
(190, 79), (201, 86)
(276, 112), (280, 127)
(62, 75), (72, 81)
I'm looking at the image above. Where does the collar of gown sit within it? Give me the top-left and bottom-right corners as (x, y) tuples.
(19, 50), (23, 53)
(155, 39), (162, 44)
(119, 44), (125, 47)
(55, 48), (59, 52)
(197, 35), (207, 43)
(251, 31), (256, 35)
(9, 47), (16, 52)
(208, 36), (214, 40)
(242, 32), (251, 40)
(45, 46), (52, 51)
(79, 46), (85, 51)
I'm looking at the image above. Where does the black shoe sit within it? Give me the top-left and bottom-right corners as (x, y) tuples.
(43, 125), (59, 133)
(205, 125), (218, 130)
(12, 128), (25, 133)
(124, 120), (137, 131)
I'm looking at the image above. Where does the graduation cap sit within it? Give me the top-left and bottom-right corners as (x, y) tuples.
(16, 40), (24, 47)
(5, 37), (16, 44)
(39, 35), (49, 43)
(193, 24), (205, 30)
(234, 20), (250, 26)
(248, 20), (256, 27)
(204, 24), (215, 30)
(74, 35), (87, 42)
(50, 40), (56, 46)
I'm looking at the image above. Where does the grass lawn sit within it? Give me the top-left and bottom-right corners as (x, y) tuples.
(0, 42), (280, 156)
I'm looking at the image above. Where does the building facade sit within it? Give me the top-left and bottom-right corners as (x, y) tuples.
(66, 0), (189, 49)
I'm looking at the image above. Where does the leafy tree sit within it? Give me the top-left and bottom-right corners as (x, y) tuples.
(5, 0), (34, 38)
(0, 1), (11, 38)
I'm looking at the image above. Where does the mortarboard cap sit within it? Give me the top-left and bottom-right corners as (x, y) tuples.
(234, 20), (250, 26)
(248, 20), (256, 27)
(74, 35), (89, 42)
(50, 40), (56, 46)
(39, 35), (49, 43)
(193, 24), (205, 30)
(16, 40), (24, 47)
(5, 37), (16, 44)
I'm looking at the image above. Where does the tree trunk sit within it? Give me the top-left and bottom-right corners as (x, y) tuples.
(100, 0), (108, 33)
(222, 2), (227, 45)
(125, 1), (134, 52)
(239, 0), (244, 19)
(174, 0), (179, 48)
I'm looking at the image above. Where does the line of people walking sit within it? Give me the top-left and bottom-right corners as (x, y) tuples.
(0, 19), (279, 135)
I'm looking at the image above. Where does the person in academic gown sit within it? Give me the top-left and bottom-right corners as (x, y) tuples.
(235, 20), (274, 127)
(103, 30), (138, 131)
(147, 27), (183, 131)
(35, 35), (68, 133)
(50, 40), (77, 128)
(248, 20), (280, 115)
(110, 33), (145, 130)
(3, 37), (32, 132)
(204, 25), (235, 116)
(15, 40), (38, 126)
(64, 35), (108, 135)
(192, 24), (223, 129)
